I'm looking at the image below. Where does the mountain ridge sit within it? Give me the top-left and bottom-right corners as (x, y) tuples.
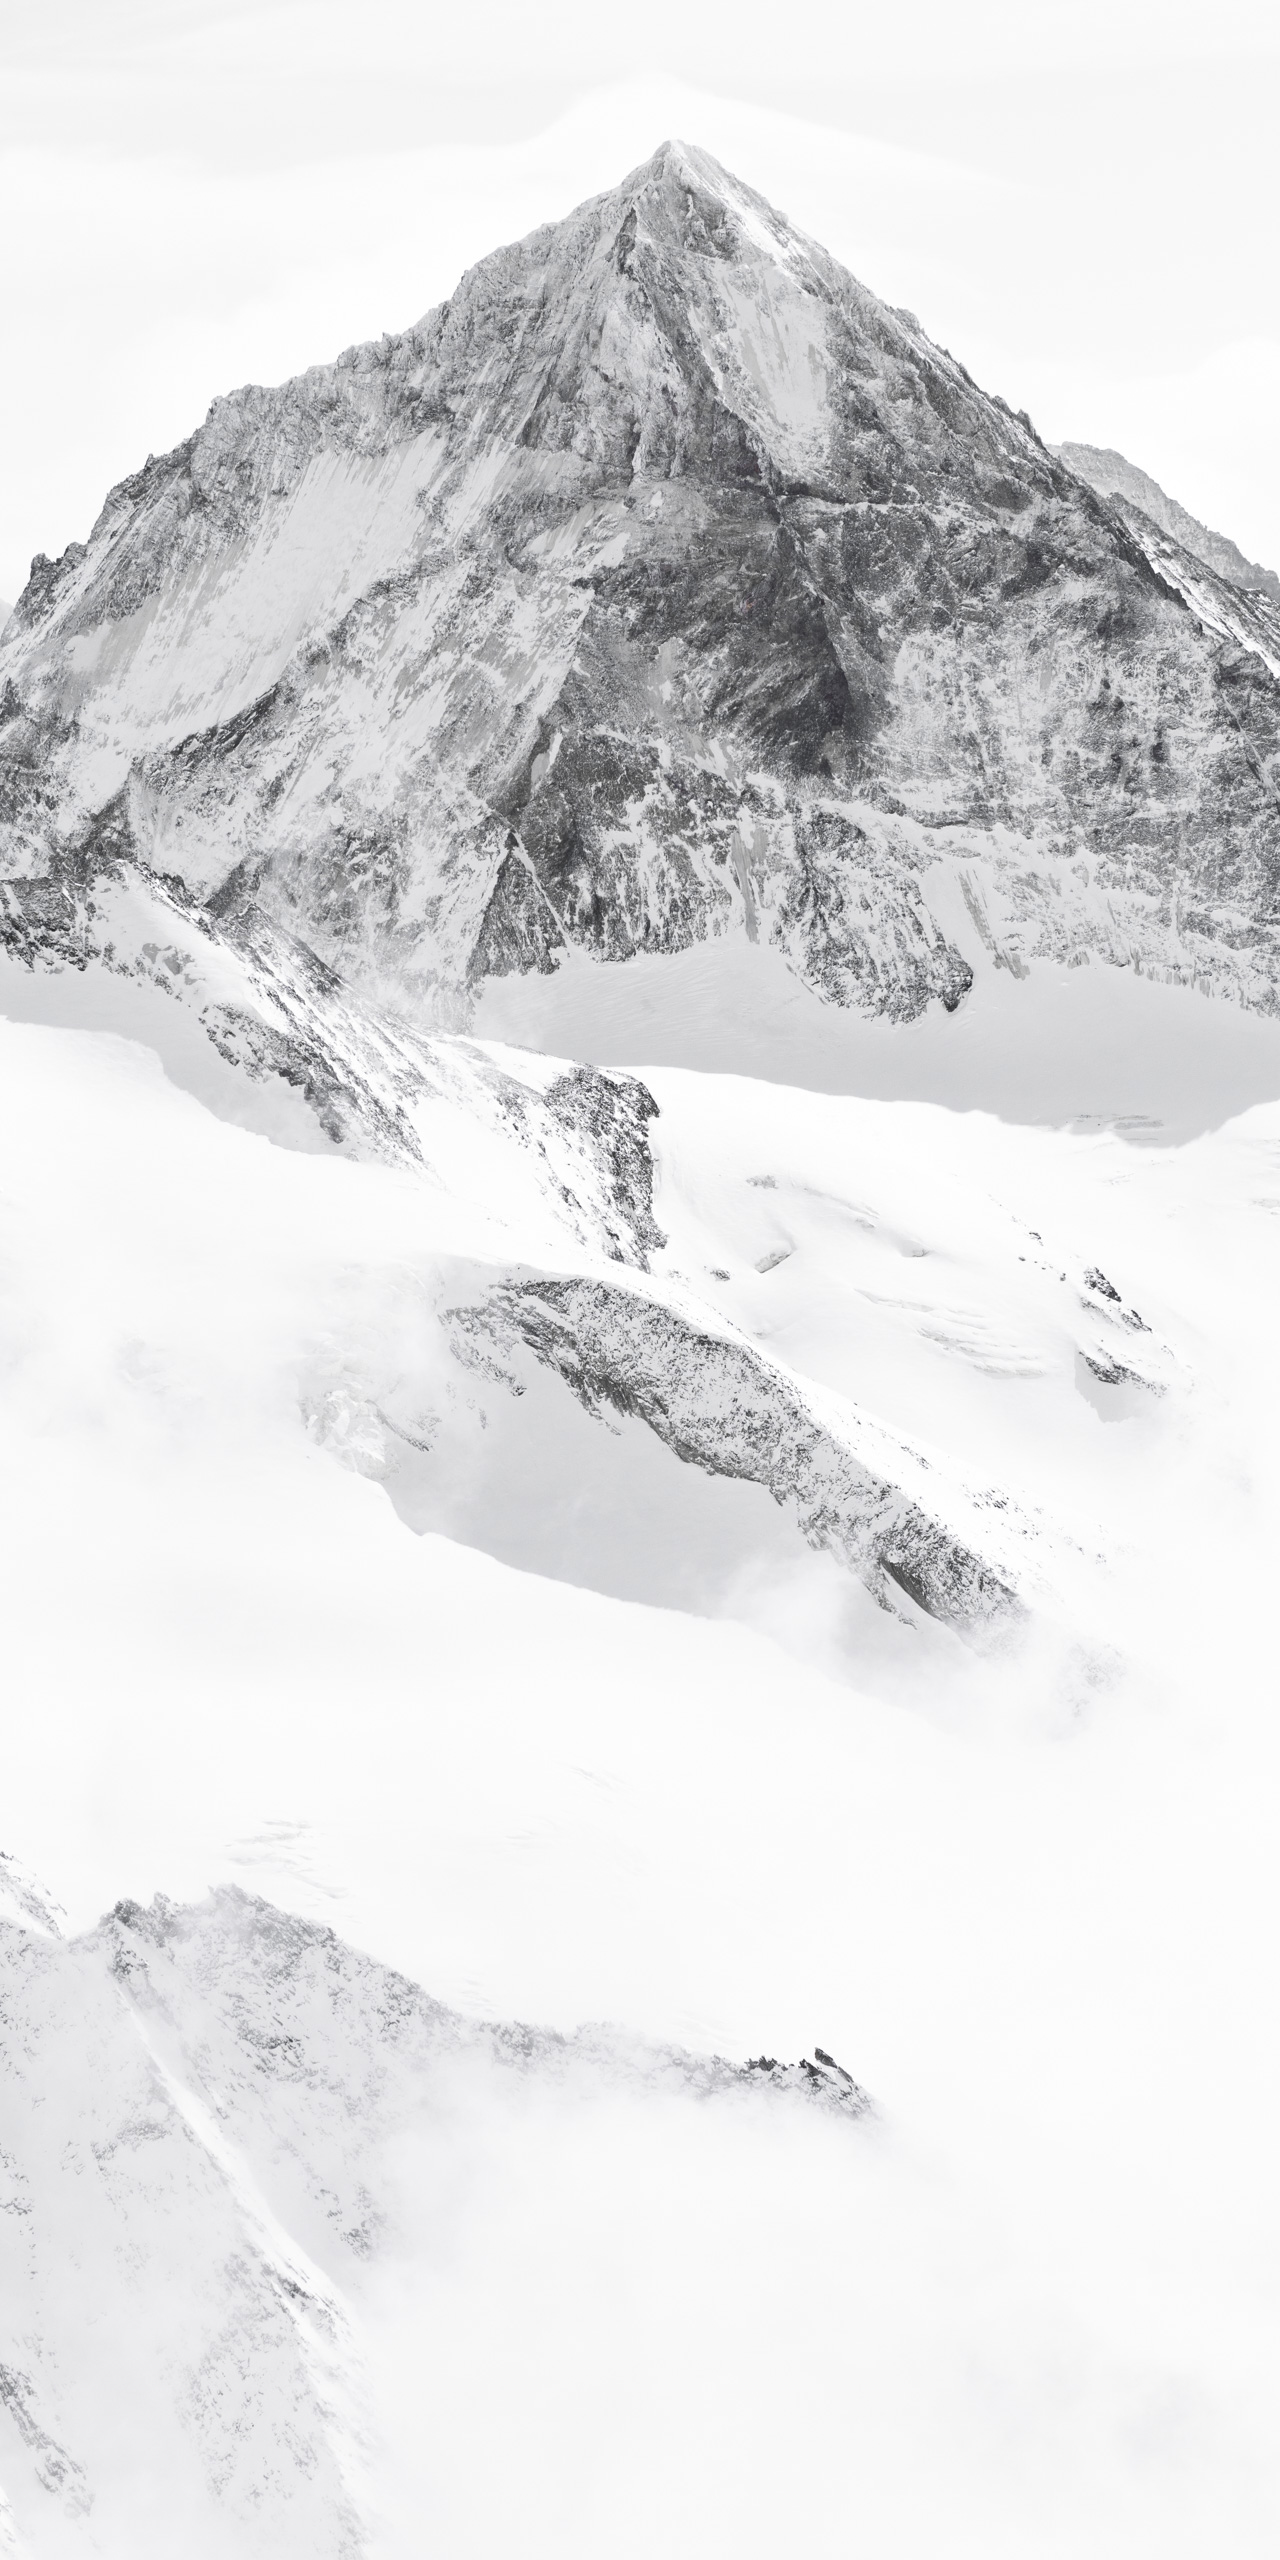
(1055, 440), (1280, 601)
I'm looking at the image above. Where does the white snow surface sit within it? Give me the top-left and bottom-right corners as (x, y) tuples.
(57, 433), (450, 761)
(3, 954), (1280, 2553)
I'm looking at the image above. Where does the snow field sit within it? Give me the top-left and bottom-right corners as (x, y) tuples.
(1, 1004), (1279, 2549)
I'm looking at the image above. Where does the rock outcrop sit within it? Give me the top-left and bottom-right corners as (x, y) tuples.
(454, 1272), (1024, 1630)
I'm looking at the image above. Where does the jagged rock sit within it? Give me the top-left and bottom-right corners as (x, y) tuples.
(0, 1884), (871, 2548)
(0, 835), (667, 1265)
(3, 144), (1280, 1022)
(452, 1271), (1026, 1630)
(747, 2047), (871, 2111)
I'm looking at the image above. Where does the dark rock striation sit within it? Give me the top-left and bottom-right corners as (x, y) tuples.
(452, 1272), (1025, 1631)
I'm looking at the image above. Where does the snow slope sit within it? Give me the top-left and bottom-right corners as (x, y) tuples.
(474, 885), (1280, 1138)
(2, 938), (1280, 2552)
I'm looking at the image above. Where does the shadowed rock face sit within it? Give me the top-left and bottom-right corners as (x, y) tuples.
(4, 141), (1280, 1022)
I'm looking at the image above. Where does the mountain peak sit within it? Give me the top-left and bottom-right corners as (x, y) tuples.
(618, 134), (772, 214)
(605, 134), (814, 273)
(3, 147), (1280, 1038)
(623, 134), (709, 192)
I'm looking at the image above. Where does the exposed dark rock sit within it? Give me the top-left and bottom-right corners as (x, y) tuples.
(454, 1271), (1024, 1630)
(747, 2047), (871, 2112)
(539, 1066), (665, 1265)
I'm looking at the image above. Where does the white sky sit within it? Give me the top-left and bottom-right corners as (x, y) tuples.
(3, 0), (1279, 606)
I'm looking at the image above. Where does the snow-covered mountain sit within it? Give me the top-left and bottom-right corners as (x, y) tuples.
(5, 141), (1280, 1028)
(4, 142), (1280, 2559)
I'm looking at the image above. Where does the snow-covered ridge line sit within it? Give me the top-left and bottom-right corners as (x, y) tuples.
(0, 1882), (868, 2552)
(1095, 502), (1280, 687)
(0, 828), (668, 1262)
(1056, 441), (1280, 603)
(458, 1272), (1026, 1628)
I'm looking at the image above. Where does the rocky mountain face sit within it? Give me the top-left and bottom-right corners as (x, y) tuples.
(1057, 441), (1280, 602)
(5, 142), (1280, 1025)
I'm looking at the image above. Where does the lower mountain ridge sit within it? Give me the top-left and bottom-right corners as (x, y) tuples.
(0, 1882), (865, 2558)
(1057, 442), (1280, 603)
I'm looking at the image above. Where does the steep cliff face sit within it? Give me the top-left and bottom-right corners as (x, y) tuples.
(5, 142), (1280, 1024)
